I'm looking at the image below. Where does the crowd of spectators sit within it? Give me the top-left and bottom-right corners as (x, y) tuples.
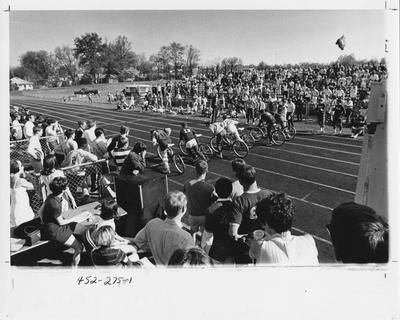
(116, 62), (386, 135)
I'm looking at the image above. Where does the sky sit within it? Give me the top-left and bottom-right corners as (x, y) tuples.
(9, 10), (387, 67)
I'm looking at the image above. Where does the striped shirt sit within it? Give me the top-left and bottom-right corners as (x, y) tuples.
(111, 148), (131, 172)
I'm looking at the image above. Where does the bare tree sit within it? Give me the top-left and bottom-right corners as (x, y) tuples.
(185, 45), (201, 76)
(221, 57), (243, 73)
(54, 45), (79, 85)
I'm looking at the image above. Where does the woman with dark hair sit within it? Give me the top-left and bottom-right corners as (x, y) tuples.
(40, 154), (77, 208)
(41, 176), (88, 266)
(168, 247), (213, 267)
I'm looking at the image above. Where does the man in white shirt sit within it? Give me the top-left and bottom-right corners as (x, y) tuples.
(249, 193), (319, 265)
(11, 113), (23, 140)
(27, 126), (44, 172)
(23, 115), (35, 140)
(83, 120), (96, 148)
(286, 98), (296, 129)
(133, 191), (194, 265)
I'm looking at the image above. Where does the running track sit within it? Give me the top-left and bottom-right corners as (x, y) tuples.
(11, 97), (364, 262)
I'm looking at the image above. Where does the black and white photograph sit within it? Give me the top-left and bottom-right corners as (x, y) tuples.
(1, 1), (399, 319)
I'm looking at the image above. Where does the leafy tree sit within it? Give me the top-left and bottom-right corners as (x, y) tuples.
(167, 42), (185, 79)
(54, 45), (78, 85)
(20, 50), (54, 85)
(257, 61), (268, 71)
(103, 35), (137, 79)
(73, 32), (105, 83)
(10, 66), (36, 81)
(185, 45), (200, 76)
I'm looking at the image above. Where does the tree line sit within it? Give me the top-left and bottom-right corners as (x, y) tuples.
(10, 31), (385, 87)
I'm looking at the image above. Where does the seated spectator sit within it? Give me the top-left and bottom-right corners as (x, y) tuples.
(54, 129), (78, 166)
(204, 177), (236, 264)
(107, 125), (130, 157)
(133, 191), (194, 265)
(10, 160), (35, 227)
(168, 247), (213, 267)
(91, 226), (133, 267)
(183, 160), (214, 232)
(111, 136), (131, 173)
(27, 126), (44, 173)
(120, 142), (147, 175)
(327, 202), (388, 263)
(41, 177), (86, 266)
(45, 119), (63, 150)
(23, 114), (35, 140)
(92, 128), (109, 159)
(40, 154), (76, 209)
(11, 113), (23, 140)
(249, 193), (319, 265)
(83, 120), (97, 149)
(229, 165), (273, 264)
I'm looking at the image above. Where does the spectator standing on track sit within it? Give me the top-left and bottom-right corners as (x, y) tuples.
(249, 193), (319, 265)
(133, 191), (195, 265)
(183, 160), (215, 233)
(107, 125), (130, 158)
(316, 98), (326, 133)
(332, 99), (346, 135)
(27, 126), (44, 173)
(286, 98), (296, 129)
(10, 160), (35, 227)
(23, 114), (35, 140)
(211, 92), (220, 123)
(111, 136), (131, 173)
(327, 202), (388, 263)
(120, 142), (147, 175)
(228, 165), (273, 264)
(295, 96), (304, 121)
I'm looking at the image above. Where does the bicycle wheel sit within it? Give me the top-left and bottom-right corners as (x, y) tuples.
(249, 128), (263, 142)
(283, 126), (296, 141)
(179, 140), (189, 156)
(210, 136), (222, 153)
(242, 133), (255, 149)
(232, 140), (249, 158)
(198, 144), (213, 161)
(172, 153), (186, 174)
(271, 130), (285, 146)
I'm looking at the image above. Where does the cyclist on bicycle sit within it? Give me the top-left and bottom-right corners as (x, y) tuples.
(258, 109), (276, 145)
(179, 122), (205, 160)
(208, 121), (226, 159)
(222, 115), (244, 143)
(150, 128), (172, 174)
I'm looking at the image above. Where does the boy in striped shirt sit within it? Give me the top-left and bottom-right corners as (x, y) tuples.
(111, 136), (131, 173)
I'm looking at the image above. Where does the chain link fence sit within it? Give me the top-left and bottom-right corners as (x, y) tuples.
(10, 134), (66, 167)
(24, 159), (110, 214)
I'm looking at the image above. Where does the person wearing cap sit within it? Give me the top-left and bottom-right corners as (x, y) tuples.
(120, 142), (147, 175)
(150, 128), (172, 174)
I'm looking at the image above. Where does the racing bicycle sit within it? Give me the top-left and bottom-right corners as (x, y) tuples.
(179, 134), (213, 162)
(209, 132), (249, 158)
(156, 143), (186, 174)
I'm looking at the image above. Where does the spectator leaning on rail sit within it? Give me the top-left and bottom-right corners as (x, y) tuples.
(327, 202), (388, 263)
(133, 191), (195, 265)
(249, 193), (319, 265)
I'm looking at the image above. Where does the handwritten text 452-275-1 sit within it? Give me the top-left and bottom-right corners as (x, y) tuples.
(77, 276), (133, 286)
